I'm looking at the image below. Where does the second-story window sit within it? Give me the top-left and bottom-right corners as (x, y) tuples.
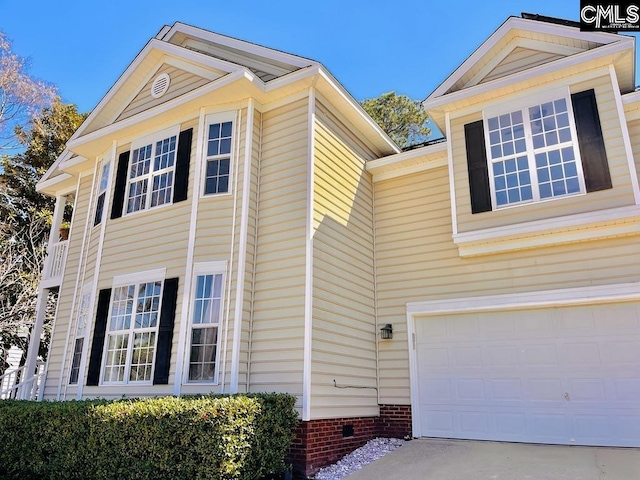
(203, 114), (234, 196)
(94, 158), (111, 226)
(126, 127), (179, 214)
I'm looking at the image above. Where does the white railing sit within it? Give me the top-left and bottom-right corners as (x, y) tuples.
(0, 361), (46, 400)
(43, 240), (69, 283)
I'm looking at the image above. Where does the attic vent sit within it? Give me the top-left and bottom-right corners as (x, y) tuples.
(151, 73), (171, 98)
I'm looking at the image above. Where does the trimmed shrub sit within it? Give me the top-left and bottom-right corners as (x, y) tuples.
(0, 393), (298, 480)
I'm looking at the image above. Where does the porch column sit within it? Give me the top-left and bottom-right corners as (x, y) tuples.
(23, 286), (49, 398)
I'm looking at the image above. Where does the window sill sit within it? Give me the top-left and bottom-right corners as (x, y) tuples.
(453, 204), (640, 257)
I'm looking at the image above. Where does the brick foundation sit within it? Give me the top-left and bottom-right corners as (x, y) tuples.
(289, 404), (412, 478)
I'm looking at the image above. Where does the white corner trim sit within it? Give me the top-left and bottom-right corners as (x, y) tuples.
(610, 65), (640, 205)
(445, 113), (458, 237)
(452, 205), (640, 257)
(173, 108), (207, 396)
(406, 310), (421, 438)
(230, 99), (255, 393)
(302, 87), (316, 422)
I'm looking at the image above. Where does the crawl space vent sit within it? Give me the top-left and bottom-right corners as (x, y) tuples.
(151, 73), (170, 98)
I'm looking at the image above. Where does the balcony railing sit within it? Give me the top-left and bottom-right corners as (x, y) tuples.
(0, 361), (46, 400)
(42, 240), (69, 284)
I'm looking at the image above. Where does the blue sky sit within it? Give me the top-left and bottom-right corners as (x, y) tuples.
(1, 1), (631, 114)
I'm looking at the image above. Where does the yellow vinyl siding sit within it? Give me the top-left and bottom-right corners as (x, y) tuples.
(455, 74), (636, 234)
(42, 173), (93, 399)
(374, 166), (640, 405)
(310, 104), (378, 419)
(249, 99), (308, 406)
(117, 64), (212, 122)
(481, 47), (564, 84)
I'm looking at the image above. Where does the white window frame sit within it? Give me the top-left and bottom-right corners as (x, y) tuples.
(69, 284), (93, 385)
(201, 112), (235, 198)
(183, 261), (226, 385)
(101, 269), (166, 385)
(125, 125), (180, 215)
(483, 87), (586, 210)
(93, 155), (111, 227)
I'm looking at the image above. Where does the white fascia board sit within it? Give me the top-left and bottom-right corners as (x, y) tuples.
(35, 172), (73, 194)
(424, 40), (634, 112)
(317, 67), (400, 154)
(407, 282), (640, 316)
(67, 70), (256, 151)
(164, 22), (315, 69)
(366, 141), (447, 181)
(622, 89), (640, 104)
(427, 16), (624, 101)
(38, 149), (72, 185)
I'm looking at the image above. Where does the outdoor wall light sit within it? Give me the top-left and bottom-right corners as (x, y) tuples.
(380, 324), (393, 340)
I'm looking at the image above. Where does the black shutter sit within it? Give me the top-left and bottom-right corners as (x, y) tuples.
(86, 288), (112, 386)
(110, 151), (130, 219)
(153, 277), (179, 385)
(173, 128), (193, 203)
(571, 89), (612, 192)
(464, 120), (492, 213)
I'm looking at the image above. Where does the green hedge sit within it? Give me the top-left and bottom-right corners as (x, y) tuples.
(0, 393), (298, 480)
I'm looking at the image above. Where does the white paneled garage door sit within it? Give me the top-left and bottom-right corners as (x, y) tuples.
(413, 302), (640, 446)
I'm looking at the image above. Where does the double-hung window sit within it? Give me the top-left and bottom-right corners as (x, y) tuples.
(69, 287), (92, 385)
(203, 114), (233, 196)
(94, 158), (111, 226)
(484, 90), (585, 208)
(126, 126), (179, 213)
(186, 262), (225, 383)
(102, 275), (164, 384)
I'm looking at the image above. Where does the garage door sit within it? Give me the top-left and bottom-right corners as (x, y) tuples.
(414, 302), (640, 447)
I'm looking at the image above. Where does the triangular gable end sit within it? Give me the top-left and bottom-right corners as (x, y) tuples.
(71, 39), (243, 140)
(427, 15), (627, 100)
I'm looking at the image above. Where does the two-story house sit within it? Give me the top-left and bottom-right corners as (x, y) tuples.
(6, 13), (640, 477)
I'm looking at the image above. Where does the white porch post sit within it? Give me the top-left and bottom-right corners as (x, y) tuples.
(23, 286), (49, 397)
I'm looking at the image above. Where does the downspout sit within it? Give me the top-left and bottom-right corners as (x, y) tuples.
(230, 98), (255, 393)
(302, 86), (317, 421)
(221, 108), (243, 392)
(246, 110), (263, 392)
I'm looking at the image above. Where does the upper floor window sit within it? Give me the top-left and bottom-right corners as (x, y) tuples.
(126, 126), (179, 214)
(485, 94), (584, 208)
(94, 158), (111, 226)
(203, 114), (234, 196)
(465, 88), (611, 215)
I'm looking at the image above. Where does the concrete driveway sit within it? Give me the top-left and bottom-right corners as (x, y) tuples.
(346, 439), (640, 480)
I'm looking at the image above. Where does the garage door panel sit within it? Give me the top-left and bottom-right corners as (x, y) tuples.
(414, 302), (640, 447)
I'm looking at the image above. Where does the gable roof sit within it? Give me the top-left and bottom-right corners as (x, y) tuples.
(426, 14), (635, 102)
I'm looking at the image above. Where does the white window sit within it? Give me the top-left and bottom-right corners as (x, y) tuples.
(186, 262), (225, 383)
(93, 157), (111, 226)
(484, 90), (585, 208)
(126, 126), (179, 214)
(69, 289), (92, 385)
(203, 114), (234, 196)
(102, 272), (165, 384)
